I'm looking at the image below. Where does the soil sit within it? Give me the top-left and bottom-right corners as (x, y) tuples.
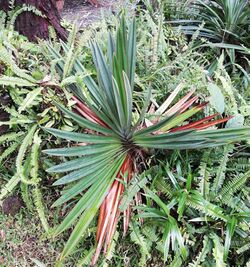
(62, 0), (120, 27)
(2, 196), (23, 216)
(0, 109), (9, 135)
(0, 92), (12, 135)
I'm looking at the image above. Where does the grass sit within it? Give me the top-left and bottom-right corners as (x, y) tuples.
(0, 211), (59, 266)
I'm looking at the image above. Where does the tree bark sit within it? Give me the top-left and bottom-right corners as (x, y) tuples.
(0, 0), (67, 42)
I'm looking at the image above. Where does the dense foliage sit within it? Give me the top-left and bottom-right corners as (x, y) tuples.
(0, 1), (249, 266)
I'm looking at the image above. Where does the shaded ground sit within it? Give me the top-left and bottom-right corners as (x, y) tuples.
(62, 0), (117, 27)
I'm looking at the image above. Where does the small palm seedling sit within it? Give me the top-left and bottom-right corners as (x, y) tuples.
(43, 17), (250, 265)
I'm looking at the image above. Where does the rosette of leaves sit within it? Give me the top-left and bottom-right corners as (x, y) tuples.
(43, 17), (250, 265)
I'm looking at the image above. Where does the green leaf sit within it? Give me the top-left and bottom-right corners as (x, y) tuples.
(207, 83), (225, 114)
(58, 156), (126, 259)
(127, 18), (136, 89)
(224, 217), (237, 260)
(43, 143), (118, 157)
(47, 149), (119, 173)
(226, 114), (244, 128)
(43, 128), (121, 144)
(0, 76), (35, 87)
(18, 87), (42, 113)
(55, 103), (114, 136)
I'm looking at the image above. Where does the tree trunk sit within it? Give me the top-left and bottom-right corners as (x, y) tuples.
(0, 0), (67, 42)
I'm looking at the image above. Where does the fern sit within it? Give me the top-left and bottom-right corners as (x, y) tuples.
(227, 156), (250, 172)
(211, 145), (234, 195)
(187, 193), (227, 221)
(0, 131), (24, 144)
(7, 4), (46, 31)
(16, 125), (37, 181)
(220, 171), (250, 203)
(154, 175), (173, 198)
(120, 174), (148, 212)
(0, 75), (35, 87)
(18, 87), (42, 113)
(170, 253), (183, 267)
(142, 225), (159, 243)
(0, 174), (19, 202)
(33, 186), (49, 232)
(0, 11), (7, 30)
(0, 44), (36, 83)
(30, 132), (49, 232)
(211, 234), (226, 267)
(76, 247), (95, 267)
(0, 141), (20, 164)
(130, 222), (150, 267)
(20, 182), (33, 211)
(198, 150), (212, 199)
(189, 236), (211, 267)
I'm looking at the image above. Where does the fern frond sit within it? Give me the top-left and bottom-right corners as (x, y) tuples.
(0, 44), (36, 83)
(20, 182), (33, 211)
(211, 145), (234, 195)
(30, 131), (49, 232)
(8, 4), (46, 31)
(211, 234), (226, 267)
(0, 174), (19, 202)
(220, 171), (250, 203)
(170, 253), (183, 267)
(120, 175), (148, 212)
(18, 87), (42, 113)
(0, 141), (20, 164)
(189, 236), (211, 267)
(198, 150), (212, 198)
(0, 75), (35, 87)
(130, 222), (150, 267)
(0, 118), (34, 126)
(187, 193), (227, 221)
(76, 247), (95, 267)
(228, 157), (250, 172)
(142, 226), (159, 243)
(16, 125), (37, 182)
(66, 23), (78, 49)
(0, 11), (7, 30)
(0, 132), (24, 144)
(154, 176), (173, 198)
(33, 185), (49, 232)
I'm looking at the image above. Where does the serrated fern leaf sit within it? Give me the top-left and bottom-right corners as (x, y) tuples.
(20, 182), (33, 211)
(0, 141), (20, 164)
(211, 145), (234, 195)
(154, 176), (173, 198)
(16, 125), (37, 179)
(170, 253), (183, 267)
(198, 150), (212, 198)
(211, 234), (226, 267)
(0, 75), (35, 87)
(33, 186), (49, 232)
(0, 132), (23, 143)
(18, 87), (42, 113)
(120, 175), (148, 212)
(76, 247), (95, 267)
(0, 174), (19, 202)
(189, 236), (211, 267)
(187, 192), (227, 221)
(0, 44), (36, 83)
(220, 171), (250, 202)
(130, 222), (150, 267)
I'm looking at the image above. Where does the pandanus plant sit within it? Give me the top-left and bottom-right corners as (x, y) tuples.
(43, 17), (250, 265)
